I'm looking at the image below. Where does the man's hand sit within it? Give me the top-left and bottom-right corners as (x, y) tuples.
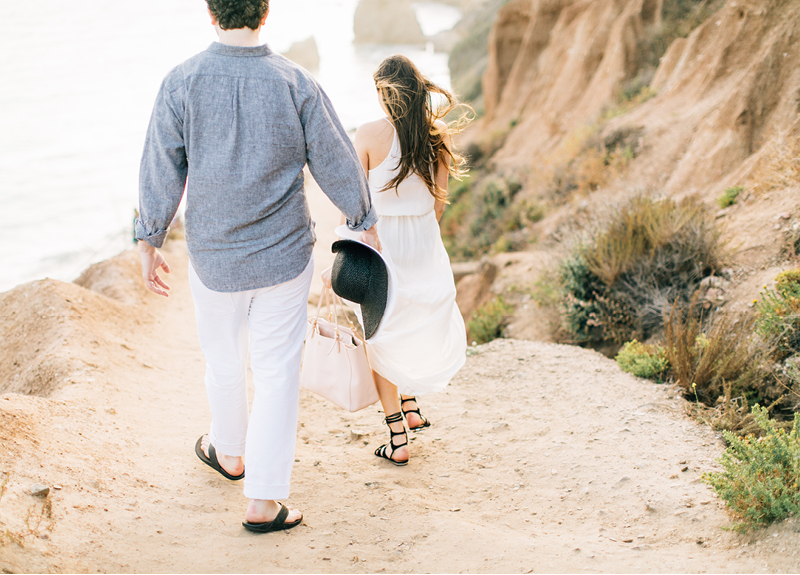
(138, 241), (171, 297)
(359, 225), (382, 252)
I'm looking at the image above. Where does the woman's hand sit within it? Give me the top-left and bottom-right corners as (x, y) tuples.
(138, 241), (171, 297)
(360, 226), (382, 252)
(321, 266), (332, 289)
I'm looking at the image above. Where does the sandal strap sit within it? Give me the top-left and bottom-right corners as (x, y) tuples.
(400, 397), (423, 416)
(384, 411), (404, 425)
(382, 411), (407, 449)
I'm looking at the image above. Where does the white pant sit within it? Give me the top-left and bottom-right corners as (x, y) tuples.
(188, 257), (313, 501)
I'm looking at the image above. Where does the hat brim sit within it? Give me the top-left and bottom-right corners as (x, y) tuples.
(333, 226), (397, 340)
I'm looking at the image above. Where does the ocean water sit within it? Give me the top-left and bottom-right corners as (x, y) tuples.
(0, 0), (459, 293)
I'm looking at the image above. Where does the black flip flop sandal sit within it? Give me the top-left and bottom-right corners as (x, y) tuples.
(242, 503), (303, 533)
(194, 435), (245, 481)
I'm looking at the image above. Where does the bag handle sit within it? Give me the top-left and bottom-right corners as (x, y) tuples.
(314, 287), (368, 347)
(329, 292), (369, 348)
(313, 286), (342, 337)
(312, 286), (339, 336)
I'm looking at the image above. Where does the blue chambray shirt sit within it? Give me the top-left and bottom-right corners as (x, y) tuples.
(136, 42), (377, 292)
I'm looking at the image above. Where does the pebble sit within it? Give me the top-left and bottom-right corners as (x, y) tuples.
(612, 476), (630, 489)
(30, 484), (50, 497)
(492, 422), (509, 431)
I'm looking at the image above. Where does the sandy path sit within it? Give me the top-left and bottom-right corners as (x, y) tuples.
(2, 179), (800, 573)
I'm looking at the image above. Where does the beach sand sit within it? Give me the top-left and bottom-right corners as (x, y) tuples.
(1, 177), (800, 573)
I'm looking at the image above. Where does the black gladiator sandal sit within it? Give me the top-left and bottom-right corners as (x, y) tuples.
(400, 396), (431, 431)
(374, 411), (409, 466)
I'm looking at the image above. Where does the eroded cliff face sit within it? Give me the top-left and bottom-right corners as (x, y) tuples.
(478, 0), (800, 200)
(645, 0), (800, 195)
(482, 0), (663, 163)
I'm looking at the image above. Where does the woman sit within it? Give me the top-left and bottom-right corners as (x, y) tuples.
(329, 55), (471, 465)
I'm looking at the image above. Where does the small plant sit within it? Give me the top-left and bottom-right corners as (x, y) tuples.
(664, 302), (766, 405)
(555, 196), (725, 344)
(755, 269), (800, 357)
(558, 251), (606, 343)
(717, 186), (744, 208)
(704, 405), (800, 532)
(467, 295), (512, 345)
(601, 86), (658, 121)
(615, 340), (669, 381)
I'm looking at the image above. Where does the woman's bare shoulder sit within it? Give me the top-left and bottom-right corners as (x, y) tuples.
(356, 118), (392, 147)
(356, 118), (393, 139)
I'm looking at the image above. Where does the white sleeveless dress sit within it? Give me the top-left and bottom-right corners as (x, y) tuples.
(363, 120), (466, 396)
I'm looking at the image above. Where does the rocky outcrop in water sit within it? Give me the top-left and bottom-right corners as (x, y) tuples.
(353, 0), (425, 44)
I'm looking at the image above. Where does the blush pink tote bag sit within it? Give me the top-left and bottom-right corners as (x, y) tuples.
(300, 288), (379, 412)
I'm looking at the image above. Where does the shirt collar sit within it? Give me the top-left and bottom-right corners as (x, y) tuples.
(206, 42), (273, 57)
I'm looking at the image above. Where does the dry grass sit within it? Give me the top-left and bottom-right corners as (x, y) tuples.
(685, 379), (788, 436)
(664, 302), (769, 405)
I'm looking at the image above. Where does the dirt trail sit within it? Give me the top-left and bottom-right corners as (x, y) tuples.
(2, 181), (800, 573)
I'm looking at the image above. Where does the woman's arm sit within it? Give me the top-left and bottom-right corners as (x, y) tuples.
(434, 125), (452, 222)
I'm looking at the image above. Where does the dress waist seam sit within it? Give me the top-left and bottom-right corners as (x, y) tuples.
(377, 209), (435, 219)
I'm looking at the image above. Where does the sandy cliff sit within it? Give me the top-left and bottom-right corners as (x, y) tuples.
(476, 0), (800, 198)
(451, 0), (800, 336)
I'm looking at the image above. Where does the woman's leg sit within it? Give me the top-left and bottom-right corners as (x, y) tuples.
(399, 395), (427, 429)
(373, 371), (408, 463)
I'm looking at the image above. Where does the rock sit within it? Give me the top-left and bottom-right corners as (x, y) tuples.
(455, 259), (498, 325)
(349, 429), (368, 442)
(491, 421), (509, 431)
(612, 476), (630, 489)
(451, 261), (482, 283)
(30, 484), (50, 497)
(282, 37), (320, 71)
(353, 0), (425, 45)
(699, 276), (728, 290)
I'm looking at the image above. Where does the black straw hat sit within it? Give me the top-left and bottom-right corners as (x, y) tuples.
(330, 239), (391, 340)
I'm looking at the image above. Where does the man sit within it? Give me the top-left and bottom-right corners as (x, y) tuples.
(136, 0), (379, 532)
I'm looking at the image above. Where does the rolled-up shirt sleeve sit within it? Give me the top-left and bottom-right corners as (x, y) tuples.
(300, 79), (378, 232)
(136, 72), (188, 248)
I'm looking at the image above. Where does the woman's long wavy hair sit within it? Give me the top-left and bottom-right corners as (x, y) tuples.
(374, 55), (472, 202)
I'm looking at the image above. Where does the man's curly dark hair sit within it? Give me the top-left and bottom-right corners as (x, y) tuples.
(206, 0), (269, 30)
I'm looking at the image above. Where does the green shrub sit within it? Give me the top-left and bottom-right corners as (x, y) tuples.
(558, 251), (606, 343)
(468, 295), (512, 345)
(557, 196), (725, 344)
(718, 186), (744, 208)
(615, 340), (669, 381)
(444, 176), (525, 259)
(756, 269), (800, 357)
(704, 405), (800, 532)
